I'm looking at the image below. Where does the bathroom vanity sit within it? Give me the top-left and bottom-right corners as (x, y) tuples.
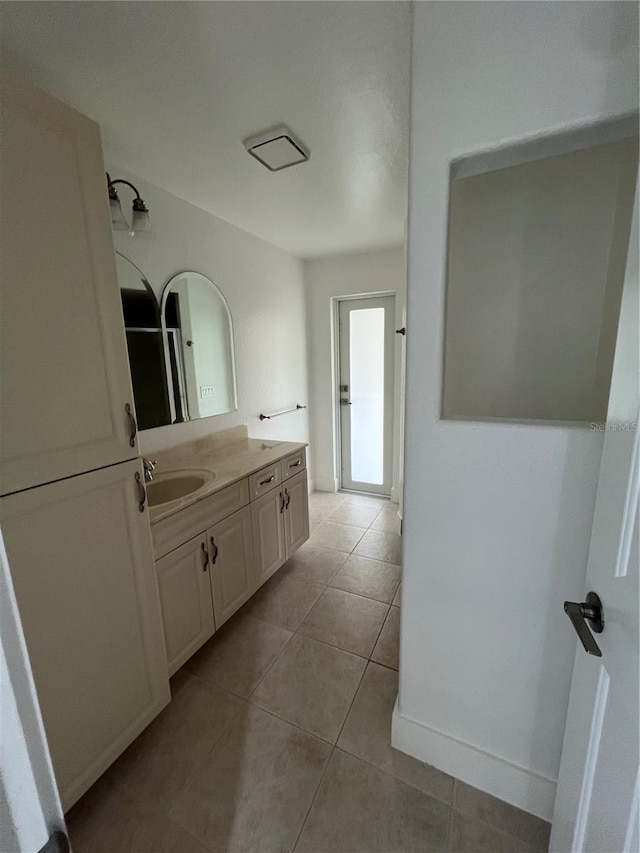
(147, 428), (309, 675)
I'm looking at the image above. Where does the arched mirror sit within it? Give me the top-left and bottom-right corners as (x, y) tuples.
(116, 253), (172, 430)
(161, 271), (238, 421)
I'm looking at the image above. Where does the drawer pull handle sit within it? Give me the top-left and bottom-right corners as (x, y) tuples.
(125, 403), (137, 448)
(259, 475), (275, 486)
(210, 537), (218, 564)
(201, 542), (209, 571)
(289, 460), (302, 468)
(135, 471), (146, 512)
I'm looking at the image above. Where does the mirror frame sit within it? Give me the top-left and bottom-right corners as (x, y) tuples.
(160, 270), (239, 421)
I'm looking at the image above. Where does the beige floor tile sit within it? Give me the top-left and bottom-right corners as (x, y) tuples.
(393, 582), (402, 607)
(184, 612), (292, 697)
(341, 493), (390, 509)
(105, 670), (242, 810)
(295, 749), (450, 853)
(309, 520), (365, 553)
(241, 570), (324, 630)
(338, 662), (454, 803)
(354, 528), (402, 563)
(281, 542), (349, 584)
(450, 812), (540, 853)
(299, 587), (389, 657)
(67, 762), (210, 853)
(370, 507), (402, 534)
(251, 634), (366, 742)
(371, 604), (400, 670)
(330, 553), (401, 603)
(454, 781), (551, 850)
(309, 491), (347, 513)
(326, 503), (381, 528)
(171, 704), (331, 853)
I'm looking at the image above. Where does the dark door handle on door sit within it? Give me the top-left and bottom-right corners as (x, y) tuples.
(563, 592), (604, 657)
(340, 399), (352, 406)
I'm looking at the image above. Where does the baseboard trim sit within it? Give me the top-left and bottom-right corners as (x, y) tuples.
(314, 477), (338, 493)
(392, 700), (556, 821)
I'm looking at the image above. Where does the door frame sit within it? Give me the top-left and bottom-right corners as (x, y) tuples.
(333, 292), (396, 496)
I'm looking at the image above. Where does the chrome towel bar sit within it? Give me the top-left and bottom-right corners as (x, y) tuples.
(259, 404), (307, 421)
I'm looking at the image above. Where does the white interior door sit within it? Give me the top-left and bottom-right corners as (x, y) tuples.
(550, 192), (639, 851)
(338, 296), (395, 495)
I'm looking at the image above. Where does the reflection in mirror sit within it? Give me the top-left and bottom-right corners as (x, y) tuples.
(162, 272), (238, 421)
(117, 253), (172, 430)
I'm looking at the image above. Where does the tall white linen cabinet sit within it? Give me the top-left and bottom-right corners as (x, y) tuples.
(0, 78), (170, 809)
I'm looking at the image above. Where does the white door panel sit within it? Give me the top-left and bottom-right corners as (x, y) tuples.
(209, 505), (256, 628)
(338, 296), (395, 495)
(155, 534), (215, 676)
(0, 78), (137, 496)
(551, 190), (639, 851)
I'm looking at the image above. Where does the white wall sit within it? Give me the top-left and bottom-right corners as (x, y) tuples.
(304, 247), (405, 497)
(108, 165), (310, 459)
(444, 139), (636, 424)
(395, 0), (639, 822)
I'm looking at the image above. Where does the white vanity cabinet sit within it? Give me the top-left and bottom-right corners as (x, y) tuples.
(0, 461), (169, 809)
(251, 453), (310, 585)
(208, 505), (255, 628)
(155, 534), (215, 676)
(151, 446), (309, 669)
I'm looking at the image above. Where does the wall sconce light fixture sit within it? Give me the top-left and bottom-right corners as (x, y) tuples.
(106, 173), (153, 237)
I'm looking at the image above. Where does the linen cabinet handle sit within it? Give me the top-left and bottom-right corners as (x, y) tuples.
(284, 488), (291, 509)
(201, 542), (209, 571)
(135, 471), (146, 512)
(280, 491), (285, 513)
(125, 403), (137, 448)
(210, 537), (218, 564)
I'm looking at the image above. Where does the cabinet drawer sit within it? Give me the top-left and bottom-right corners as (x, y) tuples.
(282, 448), (306, 480)
(152, 478), (249, 559)
(248, 463), (282, 500)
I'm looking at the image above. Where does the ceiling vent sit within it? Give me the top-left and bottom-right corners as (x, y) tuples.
(243, 126), (310, 172)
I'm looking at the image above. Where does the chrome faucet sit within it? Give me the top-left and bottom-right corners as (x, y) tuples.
(142, 458), (157, 483)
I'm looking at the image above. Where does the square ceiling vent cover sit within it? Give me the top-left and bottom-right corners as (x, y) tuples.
(243, 126), (310, 172)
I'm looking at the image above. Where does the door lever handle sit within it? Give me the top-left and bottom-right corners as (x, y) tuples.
(564, 592), (604, 657)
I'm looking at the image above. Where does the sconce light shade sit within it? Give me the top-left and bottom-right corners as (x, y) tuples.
(106, 173), (153, 238)
(129, 197), (152, 237)
(109, 189), (128, 230)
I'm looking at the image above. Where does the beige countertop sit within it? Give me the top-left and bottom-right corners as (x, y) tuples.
(147, 428), (307, 525)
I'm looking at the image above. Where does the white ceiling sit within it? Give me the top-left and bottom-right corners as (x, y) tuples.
(0, 1), (411, 258)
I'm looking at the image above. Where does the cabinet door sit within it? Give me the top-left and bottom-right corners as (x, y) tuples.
(284, 470), (310, 557)
(0, 460), (169, 810)
(155, 535), (215, 677)
(251, 487), (286, 586)
(208, 505), (256, 628)
(0, 78), (137, 496)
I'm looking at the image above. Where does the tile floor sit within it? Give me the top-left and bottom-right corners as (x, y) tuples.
(66, 490), (551, 852)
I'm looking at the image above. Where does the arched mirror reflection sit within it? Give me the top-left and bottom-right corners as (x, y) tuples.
(116, 253), (172, 430)
(161, 271), (238, 421)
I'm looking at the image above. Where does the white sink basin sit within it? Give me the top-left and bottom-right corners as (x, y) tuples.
(147, 469), (214, 507)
